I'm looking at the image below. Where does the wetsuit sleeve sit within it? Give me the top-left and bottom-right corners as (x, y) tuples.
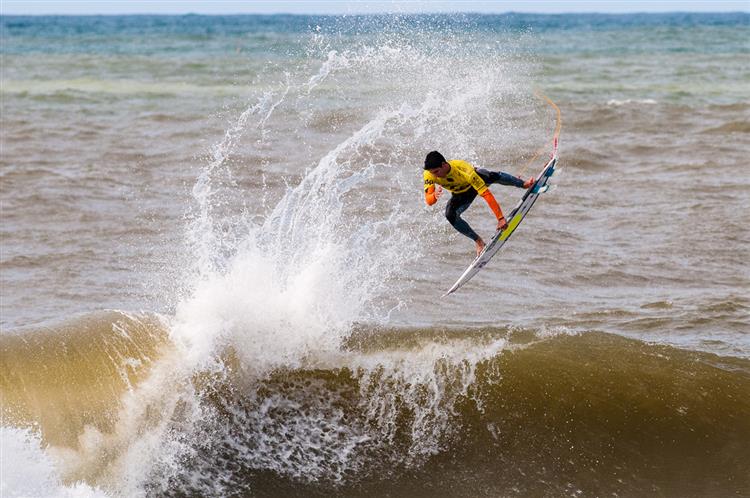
(424, 173), (438, 206)
(425, 185), (438, 205)
(480, 190), (504, 220)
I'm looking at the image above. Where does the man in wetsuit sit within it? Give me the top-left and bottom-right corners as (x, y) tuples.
(423, 151), (534, 257)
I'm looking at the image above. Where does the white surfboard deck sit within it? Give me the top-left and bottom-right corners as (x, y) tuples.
(443, 153), (558, 297)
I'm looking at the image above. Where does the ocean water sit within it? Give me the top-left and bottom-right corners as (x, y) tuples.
(1, 12), (749, 497)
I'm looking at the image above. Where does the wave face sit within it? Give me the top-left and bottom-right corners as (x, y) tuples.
(2, 314), (749, 497)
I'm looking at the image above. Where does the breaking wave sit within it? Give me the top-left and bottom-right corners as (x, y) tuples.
(2, 312), (749, 497)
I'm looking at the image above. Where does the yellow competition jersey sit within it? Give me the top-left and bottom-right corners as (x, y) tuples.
(423, 159), (488, 195)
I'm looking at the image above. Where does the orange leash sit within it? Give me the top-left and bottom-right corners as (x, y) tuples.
(517, 90), (562, 178)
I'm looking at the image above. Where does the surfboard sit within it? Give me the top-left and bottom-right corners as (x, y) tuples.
(443, 148), (558, 296)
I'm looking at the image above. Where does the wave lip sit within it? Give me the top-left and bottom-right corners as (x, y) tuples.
(0, 310), (171, 449)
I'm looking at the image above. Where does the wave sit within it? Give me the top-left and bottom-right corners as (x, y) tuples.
(561, 145), (610, 171)
(701, 121), (750, 134)
(708, 102), (750, 112)
(1, 311), (171, 443)
(2, 79), (253, 98)
(2, 311), (749, 497)
(606, 98), (658, 106)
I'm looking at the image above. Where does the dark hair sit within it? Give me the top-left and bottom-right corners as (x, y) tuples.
(424, 151), (446, 170)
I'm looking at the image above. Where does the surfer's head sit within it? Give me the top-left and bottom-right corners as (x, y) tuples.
(424, 151), (450, 176)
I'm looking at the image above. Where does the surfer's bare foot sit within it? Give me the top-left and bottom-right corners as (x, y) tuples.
(475, 238), (485, 257)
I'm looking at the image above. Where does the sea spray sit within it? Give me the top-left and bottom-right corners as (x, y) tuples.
(3, 16), (551, 496)
(0, 427), (109, 498)
(153, 19), (543, 492)
(174, 17), (538, 364)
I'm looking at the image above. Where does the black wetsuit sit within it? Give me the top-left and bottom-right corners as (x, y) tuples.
(445, 169), (525, 241)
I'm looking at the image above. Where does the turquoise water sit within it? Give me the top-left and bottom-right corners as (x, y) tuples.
(2, 13), (748, 103)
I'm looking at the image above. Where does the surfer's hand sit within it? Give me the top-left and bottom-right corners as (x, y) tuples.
(522, 176), (535, 189)
(434, 185), (443, 199)
(497, 216), (508, 231)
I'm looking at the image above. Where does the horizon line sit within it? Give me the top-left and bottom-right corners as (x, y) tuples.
(2, 10), (749, 16)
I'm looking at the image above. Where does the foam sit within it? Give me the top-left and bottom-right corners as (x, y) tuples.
(606, 98), (658, 106)
(0, 427), (109, 498)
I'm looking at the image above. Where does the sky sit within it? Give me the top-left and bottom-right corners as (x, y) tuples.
(2, 1), (749, 15)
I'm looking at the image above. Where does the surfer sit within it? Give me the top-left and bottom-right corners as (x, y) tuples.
(423, 151), (534, 257)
